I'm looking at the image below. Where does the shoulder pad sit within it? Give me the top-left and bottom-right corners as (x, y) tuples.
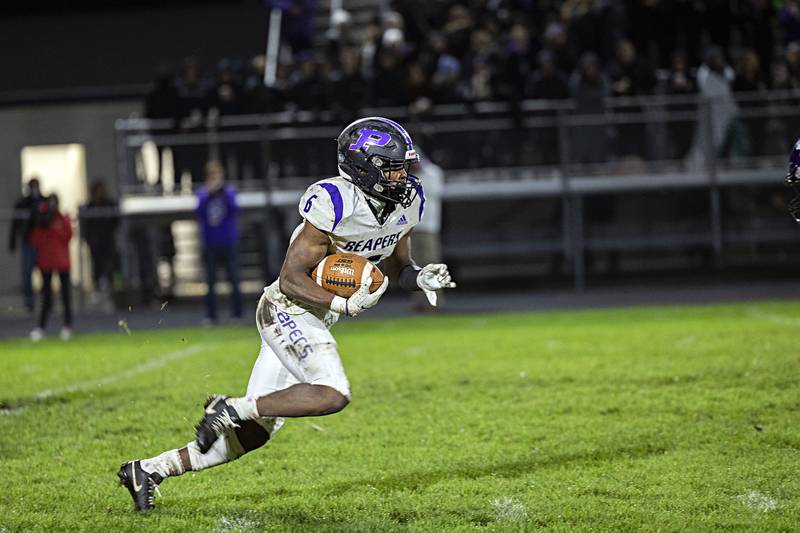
(299, 179), (352, 233)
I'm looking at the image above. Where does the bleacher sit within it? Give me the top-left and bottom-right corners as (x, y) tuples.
(113, 90), (800, 295)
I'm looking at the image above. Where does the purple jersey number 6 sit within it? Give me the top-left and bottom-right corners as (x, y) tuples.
(303, 194), (318, 213)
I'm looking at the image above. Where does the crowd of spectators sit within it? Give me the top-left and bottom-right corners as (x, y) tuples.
(145, 1), (800, 123)
(137, 0), (800, 176)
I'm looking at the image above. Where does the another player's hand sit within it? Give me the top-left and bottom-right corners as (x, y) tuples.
(416, 263), (456, 306)
(330, 276), (389, 317)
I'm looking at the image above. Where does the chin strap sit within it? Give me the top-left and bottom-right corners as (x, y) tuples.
(338, 166), (353, 181)
(371, 198), (398, 225)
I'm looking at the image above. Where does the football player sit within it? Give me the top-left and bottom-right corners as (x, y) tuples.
(118, 117), (456, 511)
(786, 138), (800, 223)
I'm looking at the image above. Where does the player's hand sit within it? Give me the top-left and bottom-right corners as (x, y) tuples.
(416, 263), (456, 306)
(330, 276), (389, 317)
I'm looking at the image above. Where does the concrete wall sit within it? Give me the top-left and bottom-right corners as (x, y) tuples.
(0, 99), (142, 297)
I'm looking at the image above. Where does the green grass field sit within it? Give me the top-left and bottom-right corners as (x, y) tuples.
(1, 300), (799, 532)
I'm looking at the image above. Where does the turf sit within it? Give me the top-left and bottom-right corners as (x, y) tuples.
(1, 299), (799, 532)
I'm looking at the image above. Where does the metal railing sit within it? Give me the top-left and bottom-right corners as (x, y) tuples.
(112, 91), (799, 291)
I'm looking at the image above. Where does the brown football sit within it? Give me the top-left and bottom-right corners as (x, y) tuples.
(310, 253), (385, 298)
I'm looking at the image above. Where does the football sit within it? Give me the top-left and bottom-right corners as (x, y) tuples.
(310, 253), (385, 298)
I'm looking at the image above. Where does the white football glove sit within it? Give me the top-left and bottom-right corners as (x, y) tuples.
(330, 276), (389, 317)
(417, 263), (456, 306)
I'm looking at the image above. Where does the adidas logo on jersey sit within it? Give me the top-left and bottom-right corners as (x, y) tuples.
(397, 215), (408, 225)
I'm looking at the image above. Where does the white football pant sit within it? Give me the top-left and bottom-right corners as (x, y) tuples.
(246, 293), (351, 435)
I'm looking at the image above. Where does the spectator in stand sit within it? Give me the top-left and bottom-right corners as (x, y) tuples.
(243, 55), (289, 114)
(196, 160), (242, 325)
(381, 10), (405, 33)
(80, 180), (118, 309)
(783, 41), (800, 88)
(407, 61), (433, 114)
(772, 53), (793, 90)
(431, 54), (463, 104)
(463, 58), (494, 103)
(608, 39), (657, 97)
(530, 49), (570, 101)
(391, 0), (441, 53)
(462, 29), (500, 103)
(288, 51), (331, 112)
(569, 51), (609, 164)
(666, 51), (697, 160)
(620, 0), (668, 66)
(8, 177), (43, 313)
(325, 9), (358, 64)
(608, 38), (657, 159)
(359, 22), (382, 82)
(666, 51), (697, 96)
(502, 23), (534, 103)
(210, 58), (244, 117)
(29, 194), (73, 342)
(144, 64), (181, 191)
(779, 1), (800, 45)
(287, 52), (332, 175)
(380, 10), (409, 55)
(210, 58), (245, 181)
(733, 49), (768, 157)
(243, 55), (268, 113)
(541, 21), (577, 77)
(687, 46), (743, 169)
(331, 46), (367, 121)
(738, 0), (775, 87)
(464, 28), (499, 73)
(443, 4), (473, 61)
(372, 42), (409, 107)
(241, 55), (270, 182)
(176, 56), (211, 120)
(175, 57), (212, 184)
(530, 50), (570, 165)
(562, 0), (623, 66)
(570, 51), (614, 272)
(733, 47), (768, 92)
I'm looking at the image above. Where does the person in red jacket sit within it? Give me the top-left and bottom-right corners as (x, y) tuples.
(29, 194), (73, 341)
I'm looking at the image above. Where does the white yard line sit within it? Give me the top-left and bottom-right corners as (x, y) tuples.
(746, 306), (800, 327)
(34, 344), (209, 400)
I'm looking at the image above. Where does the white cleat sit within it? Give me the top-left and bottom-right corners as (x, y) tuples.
(60, 327), (72, 341)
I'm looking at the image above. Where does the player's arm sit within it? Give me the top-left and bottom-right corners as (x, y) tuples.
(383, 233), (416, 285)
(278, 221), (336, 309)
(387, 232), (456, 306)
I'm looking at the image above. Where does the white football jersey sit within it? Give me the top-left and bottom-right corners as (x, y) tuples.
(263, 175), (426, 317)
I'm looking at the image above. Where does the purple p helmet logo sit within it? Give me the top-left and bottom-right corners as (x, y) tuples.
(349, 128), (392, 151)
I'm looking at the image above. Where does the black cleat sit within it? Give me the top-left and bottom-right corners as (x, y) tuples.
(118, 460), (163, 512)
(195, 395), (242, 453)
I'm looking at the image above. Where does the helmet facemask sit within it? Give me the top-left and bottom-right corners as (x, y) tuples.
(786, 140), (800, 223)
(367, 154), (419, 208)
(787, 164), (800, 223)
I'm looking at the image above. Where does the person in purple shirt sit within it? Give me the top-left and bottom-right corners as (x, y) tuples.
(196, 160), (242, 323)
